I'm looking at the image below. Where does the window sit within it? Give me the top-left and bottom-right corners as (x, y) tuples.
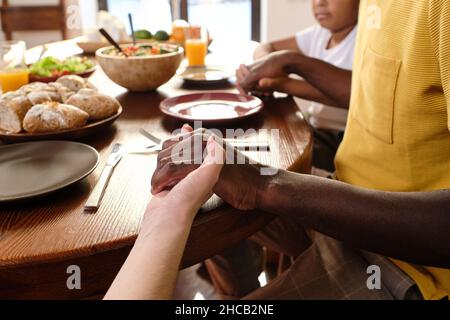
(184, 0), (260, 44)
(100, 0), (260, 44)
(102, 0), (173, 33)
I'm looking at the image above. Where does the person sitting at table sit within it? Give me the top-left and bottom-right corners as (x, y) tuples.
(237, 0), (359, 172)
(150, 0), (450, 300)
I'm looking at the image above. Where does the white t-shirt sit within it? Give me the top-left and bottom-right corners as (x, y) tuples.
(294, 25), (357, 132)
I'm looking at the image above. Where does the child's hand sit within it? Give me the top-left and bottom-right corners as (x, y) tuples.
(238, 50), (298, 94)
(236, 64), (275, 97)
(236, 64), (250, 95)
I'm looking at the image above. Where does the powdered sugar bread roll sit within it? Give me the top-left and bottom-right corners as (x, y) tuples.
(27, 91), (52, 105)
(0, 95), (33, 133)
(18, 82), (62, 102)
(17, 82), (50, 95)
(56, 75), (88, 92)
(66, 89), (120, 120)
(23, 102), (89, 133)
(56, 86), (76, 103)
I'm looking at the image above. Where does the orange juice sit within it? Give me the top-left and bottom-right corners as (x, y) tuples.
(172, 20), (189, 43)
(0, 69), (29, 93)
(185, 39), (207, 66)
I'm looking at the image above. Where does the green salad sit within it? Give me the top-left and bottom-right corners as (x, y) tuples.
(29, 56), (95, 78)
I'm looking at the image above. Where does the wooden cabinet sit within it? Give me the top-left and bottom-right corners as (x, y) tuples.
(1, 0), (81, 41)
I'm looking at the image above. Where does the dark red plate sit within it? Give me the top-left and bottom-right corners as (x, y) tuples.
(159, 92), (263, 122)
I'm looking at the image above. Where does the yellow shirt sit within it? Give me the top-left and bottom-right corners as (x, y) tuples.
(335, 0), (450, 300)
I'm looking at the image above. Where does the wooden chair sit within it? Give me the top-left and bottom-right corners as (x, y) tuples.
(1, 0), (80, 41)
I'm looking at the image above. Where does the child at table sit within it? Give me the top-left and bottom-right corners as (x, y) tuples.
(237, 0), (359, 173)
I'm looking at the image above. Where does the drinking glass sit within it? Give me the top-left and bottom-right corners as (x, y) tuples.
(0, 40), (29, 93)
(185, 25), (208, 67)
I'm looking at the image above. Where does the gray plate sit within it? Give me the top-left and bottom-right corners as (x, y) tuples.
(179, 66), (234, 85)
(0, 141), (99, 202)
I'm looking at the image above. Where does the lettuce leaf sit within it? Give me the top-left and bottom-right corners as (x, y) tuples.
(29, 56), (94, 77)
(29, 56), (62, 77)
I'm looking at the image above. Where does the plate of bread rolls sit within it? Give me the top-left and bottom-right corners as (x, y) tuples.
(0, 75), (122, 143)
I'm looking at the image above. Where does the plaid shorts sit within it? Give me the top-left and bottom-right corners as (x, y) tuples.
(205, 216), (422, 300)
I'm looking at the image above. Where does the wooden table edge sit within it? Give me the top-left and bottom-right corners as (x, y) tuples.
(0, 124), (313, 271)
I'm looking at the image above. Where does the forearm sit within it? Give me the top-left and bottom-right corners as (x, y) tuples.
(254, 37), (300, 60)
(281, 79), (342, 107)
(259, 170), (450, 268)
(254, 43), (274, 60)
(283, 52), (352, 108)
(104, 209), (194, 300)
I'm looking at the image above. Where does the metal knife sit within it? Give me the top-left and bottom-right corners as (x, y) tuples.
(139, 128), (162, 145)
(85, 143), (125, 213)
(134, 128), (271, 154)
(129, 141), (271, 155)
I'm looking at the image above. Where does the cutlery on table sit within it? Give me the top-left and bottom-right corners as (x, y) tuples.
(99, 28), (129, 57)
(85, 143), (125, 213)
(139, 128), (162, 145)
(128, 13), (136, 46)
(130, 128), (271, 154)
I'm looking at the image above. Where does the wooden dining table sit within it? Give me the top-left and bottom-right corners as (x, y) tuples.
(0, 40), (313, 299)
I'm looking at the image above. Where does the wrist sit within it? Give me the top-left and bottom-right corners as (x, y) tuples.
(282, 52), (308, 75)
(255, 166), (281, 211)
(254, 44), (272, 60)
(136, 215), (193, 248)
(137, 201), (196, 242)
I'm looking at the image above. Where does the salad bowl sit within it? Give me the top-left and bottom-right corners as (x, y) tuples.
(96, 43), (183, 92)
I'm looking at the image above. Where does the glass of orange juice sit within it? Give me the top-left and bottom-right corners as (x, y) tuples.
(172, 19), (189, 44)
(0, 40), (29, 93)
(185, 25), (208, 67)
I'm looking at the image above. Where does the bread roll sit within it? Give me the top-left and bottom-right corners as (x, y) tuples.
(2, 91), (24, 100)
(23, 102), (89, 133)
(17, 82), (50, 95)
(56, 75), (88, 92)
(18, 82), (62, 102)
(48, 82), (63, 91)
(0, 95), (33, 133)
(56, 86), (76, 103)
(27, 91), (52, 105)
(66, 89), (120, 120)
(46, 91), (62, 103)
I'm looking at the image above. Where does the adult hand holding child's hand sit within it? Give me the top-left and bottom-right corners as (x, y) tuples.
(236, 50), (300, 95)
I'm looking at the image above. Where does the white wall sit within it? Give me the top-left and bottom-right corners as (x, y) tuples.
(261, 0), (316, 42)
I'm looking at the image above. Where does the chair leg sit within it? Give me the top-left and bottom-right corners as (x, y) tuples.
(5, 30), (12, 40)
(277, 254), (293, 275)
